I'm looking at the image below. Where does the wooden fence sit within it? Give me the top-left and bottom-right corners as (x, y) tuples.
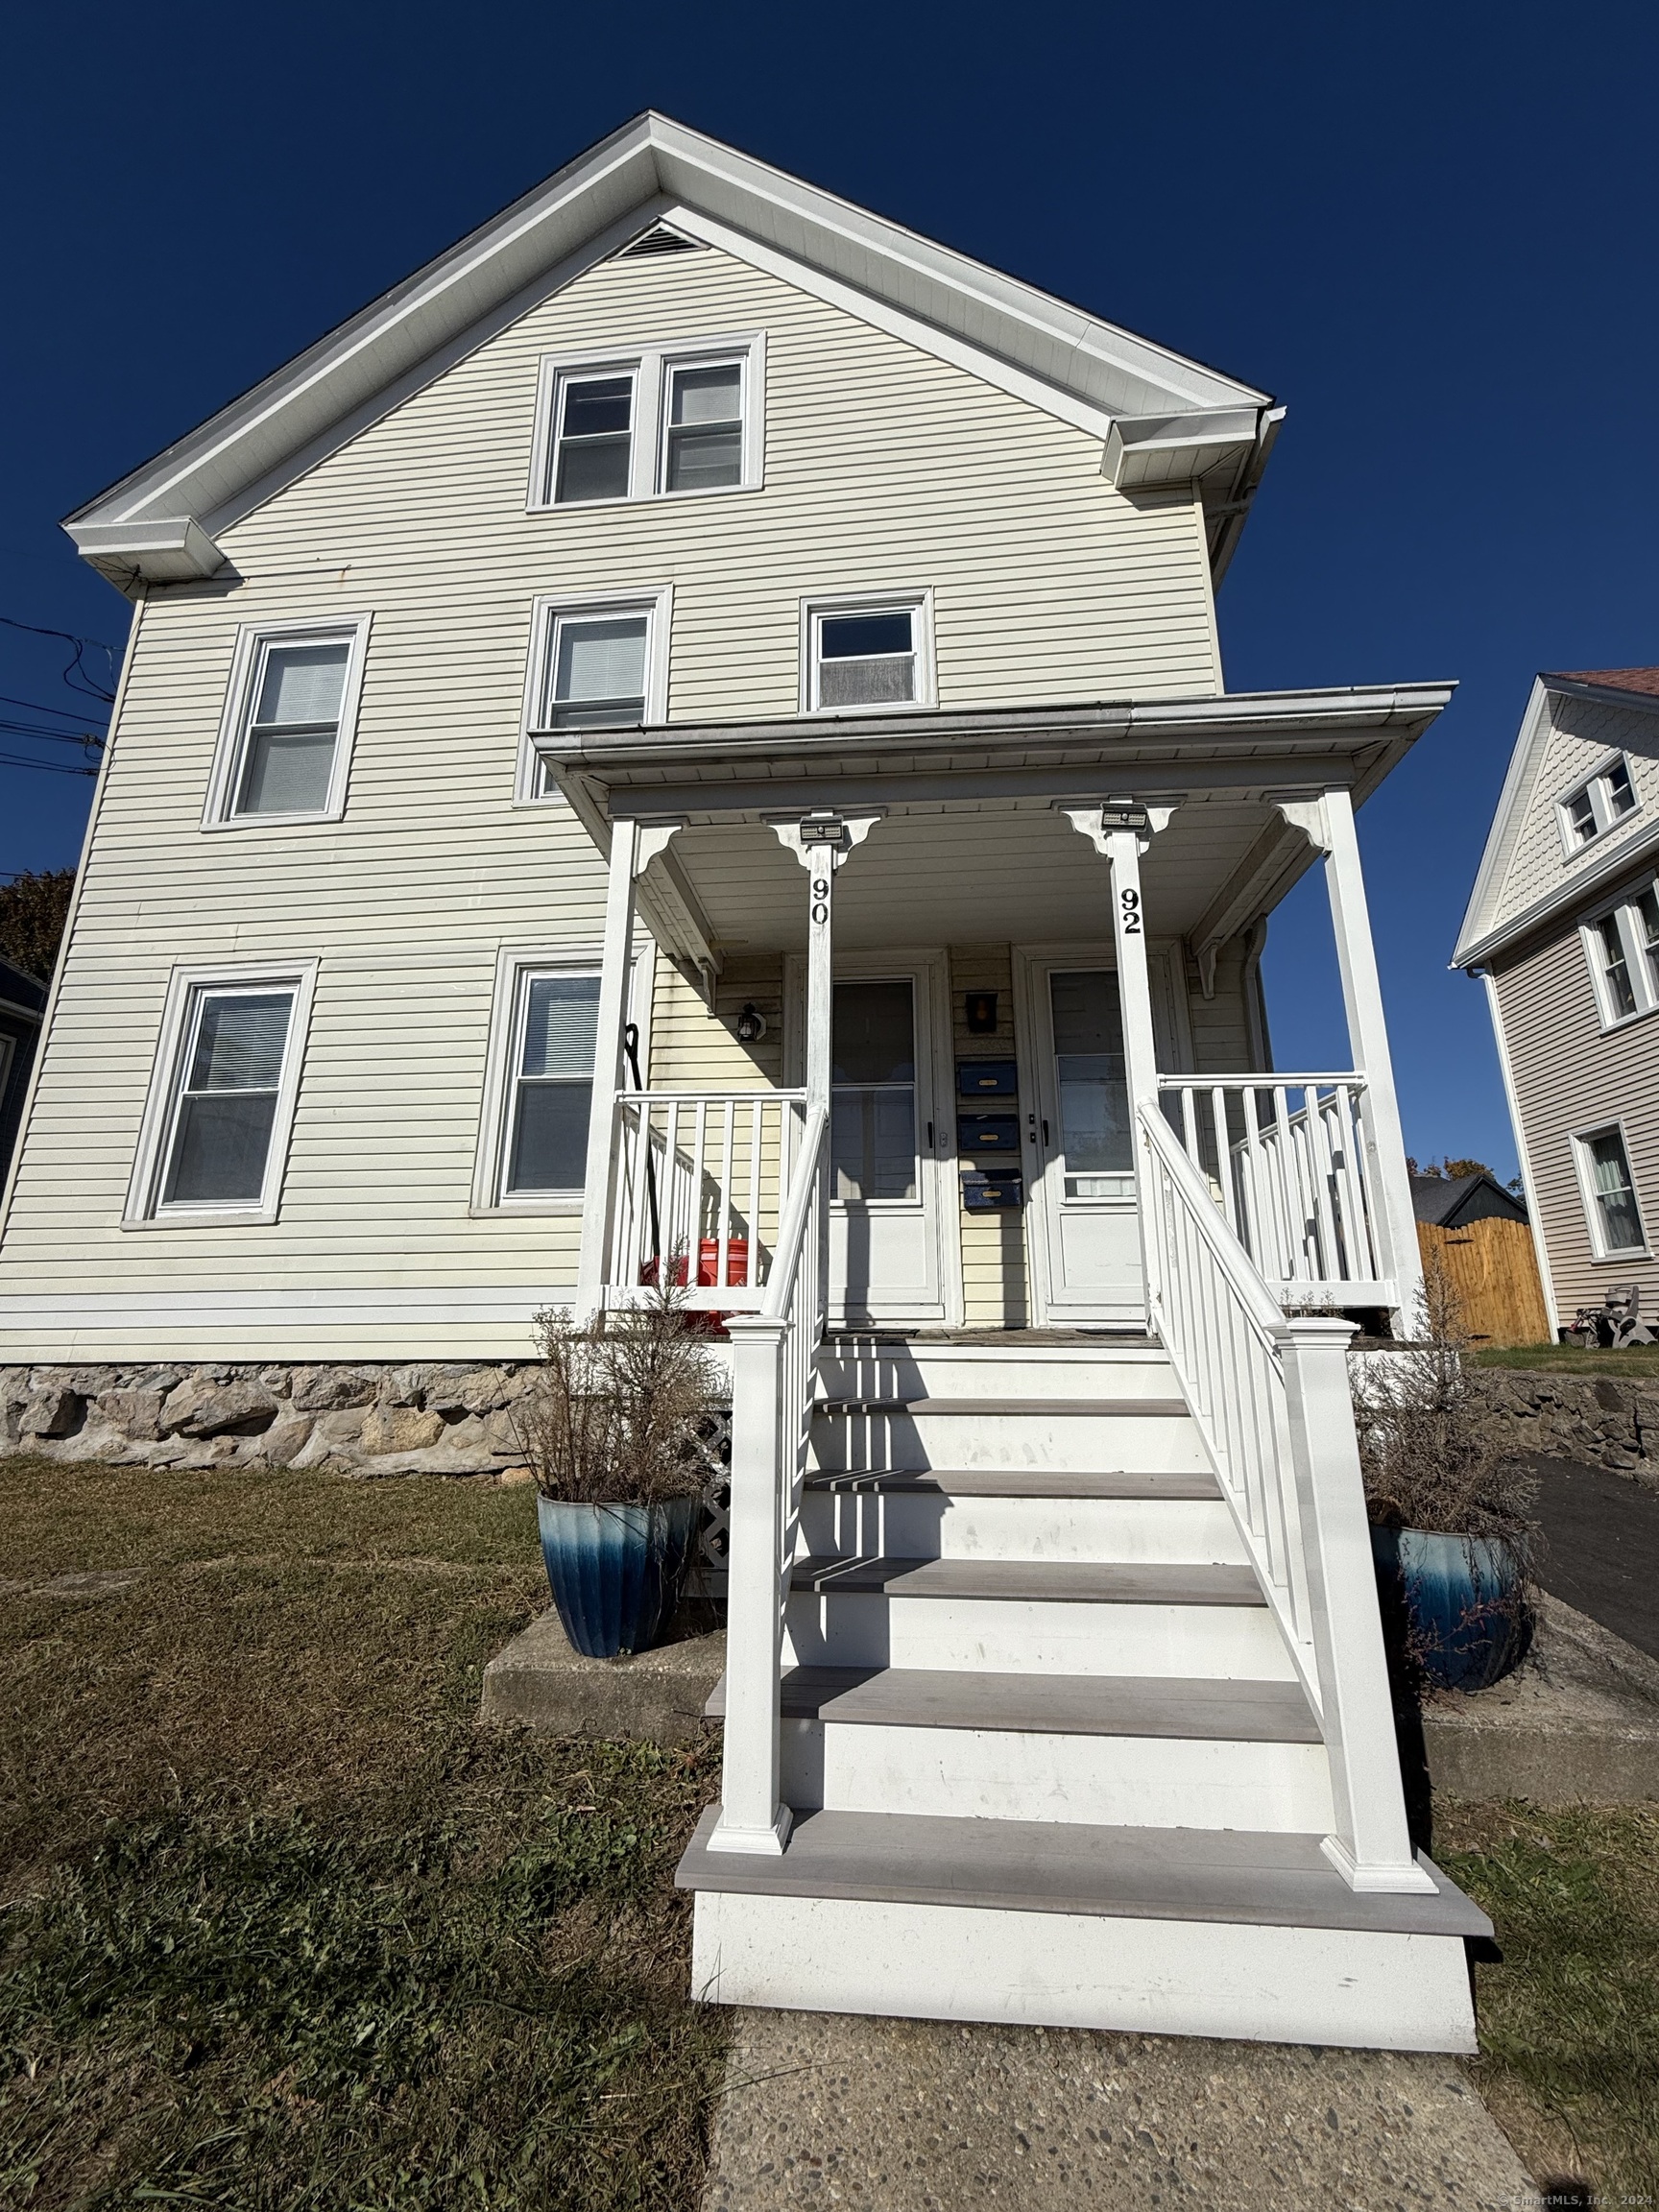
(1415, 1216), (1551, 1347)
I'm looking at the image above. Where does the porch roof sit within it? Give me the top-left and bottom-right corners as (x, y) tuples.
(541, 683), (1452, 975)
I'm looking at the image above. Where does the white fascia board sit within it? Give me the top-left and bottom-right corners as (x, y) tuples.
(1103, 408), (1262, 489)
(1455, 805), (1659, 970)
(64, 112), (1273, 563)
(1453, 678), (1553, 968)
(63, 515), (226, 586)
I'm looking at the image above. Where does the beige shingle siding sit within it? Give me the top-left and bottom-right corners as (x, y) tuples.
(1492, 695), (1659, 931)
(0, 238), (1223, 1358)
(1493, 930), (1659, 1318)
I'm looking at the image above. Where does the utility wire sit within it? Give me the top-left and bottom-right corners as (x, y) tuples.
(0, 614), (118, 704)
(0, 752), (99, 777)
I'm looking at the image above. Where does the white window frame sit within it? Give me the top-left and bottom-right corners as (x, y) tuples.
(1580, 877), (1659, 1029)
(516, 585), (672, 804)
(124, 959), (319, 1228)
(526, 334), (765, 513)
(1572, 1118), (1650, 1262)
(1557, 753), (1641, 856)
(471, 943), (652, 1214)
(800, 589), (937, 716)
(202, 616), (371, 830)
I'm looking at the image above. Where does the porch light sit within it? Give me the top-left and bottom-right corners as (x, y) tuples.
(1100, 796), (1150, 834)
(734, 1001), (768, 1044)
(798, 811), (850, 850)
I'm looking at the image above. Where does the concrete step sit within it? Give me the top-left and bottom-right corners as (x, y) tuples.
(799, 1484), (1246, 1566)
(808, 1399), (1207, 1477)
(680, 1808), (1488, 2049)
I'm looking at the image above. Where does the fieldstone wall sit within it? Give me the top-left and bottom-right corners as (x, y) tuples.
(1477, 1368), (1659, 1481)
(0, 1361), (541, 1476)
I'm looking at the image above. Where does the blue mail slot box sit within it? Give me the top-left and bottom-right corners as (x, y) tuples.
(962, 1170), (1023, 1211)
(957, 1112), (1021, 1153)
(957, 1059), (1018, 1098)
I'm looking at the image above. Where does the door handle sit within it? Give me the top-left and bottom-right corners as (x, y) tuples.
(926, 1121), (934, 1147)
(1043, 1119), (1050, 1145)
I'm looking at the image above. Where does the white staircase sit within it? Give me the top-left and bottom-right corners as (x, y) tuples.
(679, 1336), (1489, 2051)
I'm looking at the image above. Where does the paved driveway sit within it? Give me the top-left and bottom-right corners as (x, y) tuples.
(1528, 1455), (1659, 1659)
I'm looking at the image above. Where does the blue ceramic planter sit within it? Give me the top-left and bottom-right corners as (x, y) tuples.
(1371, 1525), (1532, 1693)
(537, 1495), (700, 1659)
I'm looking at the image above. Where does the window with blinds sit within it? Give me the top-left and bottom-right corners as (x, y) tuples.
(1560, 755), (1640, 850)
(503, 972), (602, 1197)
(207, 619), (369, 827)
(1584, 878), (1659, 1026)
(529, 337), (763, 510)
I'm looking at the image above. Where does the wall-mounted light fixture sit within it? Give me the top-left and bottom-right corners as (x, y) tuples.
(734, 1002), (768, 1044)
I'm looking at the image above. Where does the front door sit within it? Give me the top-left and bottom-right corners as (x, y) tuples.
(791, 954), (954, 1326)
(1019, 955), (1145, 1326)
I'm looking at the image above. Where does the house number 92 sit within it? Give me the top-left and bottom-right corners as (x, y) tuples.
(1119, 887), (1142, 935)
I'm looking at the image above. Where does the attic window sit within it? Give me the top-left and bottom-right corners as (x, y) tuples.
(1560, 755), (1639, 850)
(529, 335), (765, 509)
(621, 227), (704, 257)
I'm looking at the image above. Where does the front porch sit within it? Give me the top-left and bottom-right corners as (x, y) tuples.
(543, 685), (1489, 2053)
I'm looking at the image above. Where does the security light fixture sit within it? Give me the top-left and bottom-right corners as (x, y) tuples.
(734, 1001), (768, 1044)
(1100, 797), (1150, 835)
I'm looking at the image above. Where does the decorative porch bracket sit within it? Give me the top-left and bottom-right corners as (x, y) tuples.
(1269, 790), (1424, 1334)
(1059, 799), (1178, 1328)
(575, 817), (686, 1315)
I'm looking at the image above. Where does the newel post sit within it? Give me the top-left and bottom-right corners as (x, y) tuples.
(709, 1312), (793, 1854)
(1278, 1314), (1434, 1893)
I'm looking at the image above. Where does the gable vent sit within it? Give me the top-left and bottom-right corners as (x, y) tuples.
(620, 225), (705, 258)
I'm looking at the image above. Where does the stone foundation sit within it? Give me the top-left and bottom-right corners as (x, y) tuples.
(0, 1360), (541, 1476)
(1476, 1367), (1659, 1481)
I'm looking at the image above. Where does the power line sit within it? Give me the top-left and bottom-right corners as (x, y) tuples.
(0, 690), (108, 727)
(0, 613), (118, 704)
(0, 752), (99, 777)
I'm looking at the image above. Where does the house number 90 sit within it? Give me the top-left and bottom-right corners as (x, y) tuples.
(811, 877), (830, 924)
(1119, 887), (1142, 935)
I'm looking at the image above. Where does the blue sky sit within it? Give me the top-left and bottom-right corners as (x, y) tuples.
(5, 2), (1656, 1180)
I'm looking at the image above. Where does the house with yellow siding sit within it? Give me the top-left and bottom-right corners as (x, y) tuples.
(2, 115), (1490, 2050)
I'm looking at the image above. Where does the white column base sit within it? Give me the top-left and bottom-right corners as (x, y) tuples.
(1321, 1832), (1438, 1894)
(706, 1805), (794, 1857)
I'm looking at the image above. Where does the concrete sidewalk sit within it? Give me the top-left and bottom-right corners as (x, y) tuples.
(702, 2010), (1537, 2211)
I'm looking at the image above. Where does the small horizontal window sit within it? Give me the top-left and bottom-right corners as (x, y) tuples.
(529, 336), (764, 510)
(204, 619), (370, 829)
(804, 593), (935, 715)
(1560, 755), (1641, 851)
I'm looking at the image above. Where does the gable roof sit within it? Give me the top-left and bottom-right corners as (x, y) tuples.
(1410, 1171), (1527, 1229)
(64, 112), (1282, 596)
(1454, 669), (1659, 969)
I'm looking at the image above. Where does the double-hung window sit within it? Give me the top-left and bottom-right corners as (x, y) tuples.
(128, 964), (317, 1224)
(474, 955), (606, 1209)
(1560, 756), (1640, 851)
(1583, 879), (1659, 1026)
(205, 617), (370, 828)
(1575, 1124), (1647, 1259)
(517, 588), (671, 801)
(803, 592), (936, 714)
(528, 336), (763, 510)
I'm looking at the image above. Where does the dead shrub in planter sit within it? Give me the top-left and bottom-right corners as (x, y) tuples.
(510, 1281), (723, 1508)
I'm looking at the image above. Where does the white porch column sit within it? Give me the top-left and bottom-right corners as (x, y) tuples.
(1279, 791), (1424, 1333)
(1060, 800), (1178, 1327)
(575, 819), (681, 1316)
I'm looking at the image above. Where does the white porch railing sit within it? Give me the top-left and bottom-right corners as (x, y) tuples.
(706, 1100), (830, 1854)
(1157, 1074), (1390, 1307)
(1138, 1101), (1431, 1891)
(606, 1088), (808, 1309)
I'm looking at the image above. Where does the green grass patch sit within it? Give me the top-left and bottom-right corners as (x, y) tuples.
(1440, 1801), (1659, 2199)
(1469, 1343), (1659, 1375)
(0, 1456), (726, 2209)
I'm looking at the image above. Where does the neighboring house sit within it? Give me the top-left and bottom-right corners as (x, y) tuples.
(1409, 1172), (1528, 1231)
(0, 959), (45, 1182)
(1455, 667), (1659, 1334)
(2, 116), (1487, 2049)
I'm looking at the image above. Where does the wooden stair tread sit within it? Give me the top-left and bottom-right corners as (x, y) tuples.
(707, 1666), (1322, 1743)
(676, 1806), (1491, 1939)
(813, 1397), (1190, 1417)
(803, 1468), (1219, 1500)
(788, 1556), (1265, 1605)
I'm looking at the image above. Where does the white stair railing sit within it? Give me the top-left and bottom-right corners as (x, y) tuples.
(607, 1089), (808, 1309)
(1157, 1074), (1390, 1307)
(706, 1100), (829, 1856)
(1138, 1101), (1433, 1894)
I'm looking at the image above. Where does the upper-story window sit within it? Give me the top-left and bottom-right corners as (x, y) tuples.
(204, 617), (371, 829)
(1560, 755), (1639, 852)
(803, 591), (936, 714)
(529, 336), (764, 511)
(1583, 879), (1659, 1026)
(517, 587), (672, 801)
